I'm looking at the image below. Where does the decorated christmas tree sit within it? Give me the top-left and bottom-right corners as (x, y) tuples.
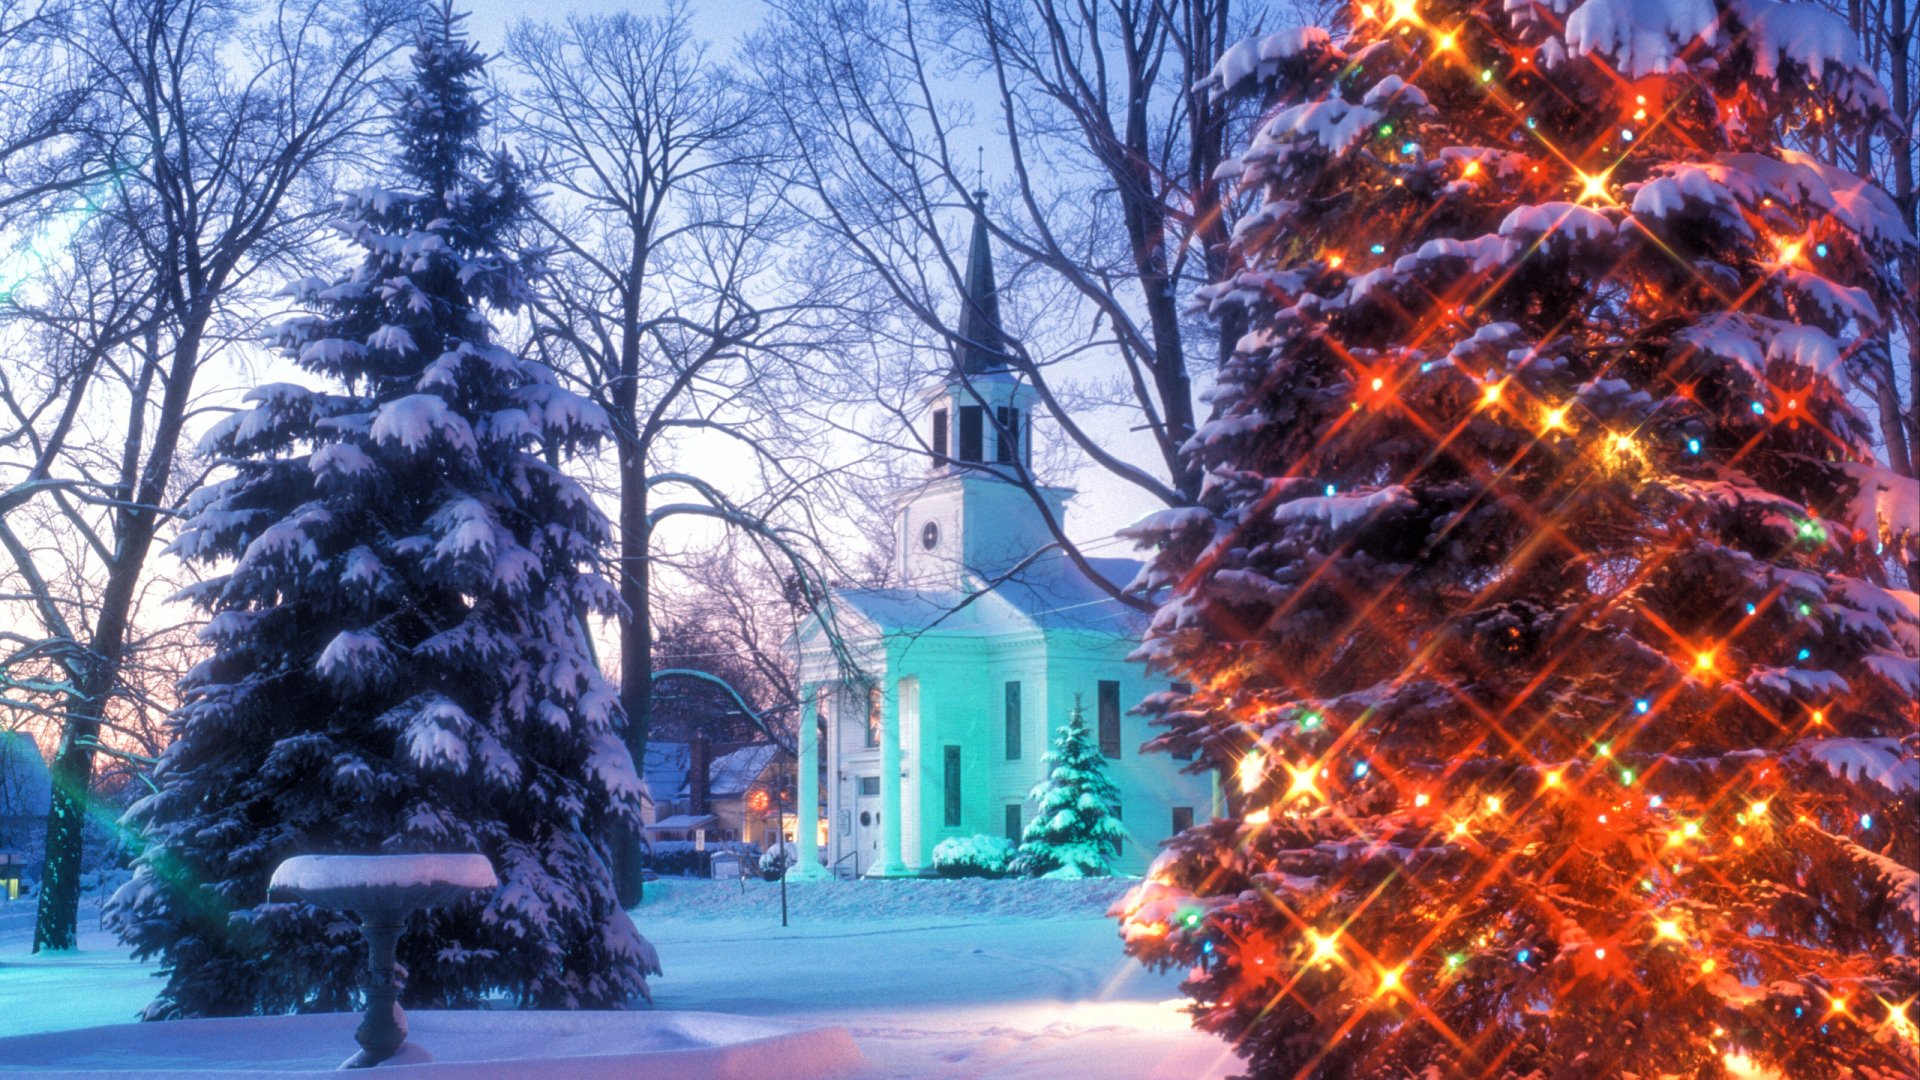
(105, 4), (656, 1017)
(1017, 697), (1130, 878)
(1114, 1), (1919, 1076)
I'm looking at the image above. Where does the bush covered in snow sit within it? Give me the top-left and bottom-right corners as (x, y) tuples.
(758, 841), (795, 880)
(931, 835), (1015, 878)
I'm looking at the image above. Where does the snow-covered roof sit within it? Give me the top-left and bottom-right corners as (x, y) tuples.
(831, 551), (1146, 640)
(641, 741), (689, 806)
(644, 814), (719, 833)
(702, 744), (779, 799)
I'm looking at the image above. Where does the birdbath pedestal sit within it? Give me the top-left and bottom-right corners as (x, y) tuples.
(269, 854), (498, 1070)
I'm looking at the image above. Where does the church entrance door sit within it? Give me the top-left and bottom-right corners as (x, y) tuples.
(854, 778), (882, 876)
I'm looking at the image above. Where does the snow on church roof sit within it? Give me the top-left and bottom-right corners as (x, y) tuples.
(704, 744), (780, 799)
(832, 552), (1147, 640)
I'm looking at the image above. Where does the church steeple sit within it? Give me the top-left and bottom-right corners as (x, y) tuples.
(954, 190), (1008, 375)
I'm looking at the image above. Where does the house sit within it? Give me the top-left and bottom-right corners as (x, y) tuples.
(0, 731), (52, 898)
(786, 196), (1217, 879)
(639, 738), (789, 850)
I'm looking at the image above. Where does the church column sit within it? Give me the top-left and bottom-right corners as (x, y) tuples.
(870, 678), (910, 877)
(790, 682), (830, 881)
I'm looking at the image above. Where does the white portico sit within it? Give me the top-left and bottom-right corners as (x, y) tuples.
(784, 196), (1215, 880)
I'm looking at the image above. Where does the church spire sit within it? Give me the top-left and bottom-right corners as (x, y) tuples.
(954, 189), (1009, 375)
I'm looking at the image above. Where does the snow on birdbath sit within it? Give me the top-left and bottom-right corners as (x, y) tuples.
(268, 854), (497, 1069)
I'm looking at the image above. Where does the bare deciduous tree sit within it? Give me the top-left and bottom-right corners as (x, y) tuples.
(0, 0), (410, 953)
(751, 0), (1266, 603)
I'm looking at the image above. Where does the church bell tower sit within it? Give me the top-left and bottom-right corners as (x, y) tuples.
(897, 192), (1067, 589)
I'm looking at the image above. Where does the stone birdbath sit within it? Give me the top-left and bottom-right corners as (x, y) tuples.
(268, 854), (498, 1069)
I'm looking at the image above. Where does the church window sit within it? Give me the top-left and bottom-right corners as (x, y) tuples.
(1004, 681), (1021, 760)
(858, 776), (880, 796)
(958, 405), (984, 462)
(995, 406), (1019, 464)
(1097, 680), (1121, 758)
(1004, 803), (1022, 843)
(1172, 806), (1194, 834)
(931, 408), (948, 466)
(921, 521), (940, 550)
(943, 746), (962, 826)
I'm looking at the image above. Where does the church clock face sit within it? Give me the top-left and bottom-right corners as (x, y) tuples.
(920, 521), (940, 550)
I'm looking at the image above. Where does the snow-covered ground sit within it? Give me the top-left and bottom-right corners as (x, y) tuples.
(0, 878), (1239, 1079)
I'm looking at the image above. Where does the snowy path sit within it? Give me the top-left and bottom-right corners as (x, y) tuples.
(0, 879), (1240, 1079)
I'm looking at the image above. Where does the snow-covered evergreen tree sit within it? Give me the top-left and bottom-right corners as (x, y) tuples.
(1017, 698), (1129, 879)
(105, 3), (656, 1017)
(1114, 1), (1919, 1076)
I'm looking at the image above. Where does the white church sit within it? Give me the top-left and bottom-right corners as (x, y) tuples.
(786, 197), (1217, 879)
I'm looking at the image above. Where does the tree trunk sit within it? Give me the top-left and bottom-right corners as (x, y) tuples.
(34, 315), (203, 951)
(613, 440), (652, 906)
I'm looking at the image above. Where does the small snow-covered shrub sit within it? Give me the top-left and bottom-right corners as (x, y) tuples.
(759, 842), (795, 880)
(931, 834), (1015, 878)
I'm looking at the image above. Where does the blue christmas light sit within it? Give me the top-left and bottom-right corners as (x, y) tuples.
(1797, 648), (1810, 661)
(1634, 699), (1650, 714)
(1325, 484), (1337, 497)
(1526, 116), (1538, 129)
(1354, 761), (1370, 778)
(1202, 939), (1215, 953)
(1401, 141), (1417, 154)
(1751, 401), (1766, 415)
(1370, 243), (1386, 255)
(1746, 603), (1757, 615)
(1620, 129), (1633, 142)
(1516, 948), (1531, 964)
(1419, 362), (1433, 372)
(1649, 795), (1663, 808)
(1862, 813), (1873, 829)
(1814, 243), (1828, 258)
(1686, 437), (1701, 454)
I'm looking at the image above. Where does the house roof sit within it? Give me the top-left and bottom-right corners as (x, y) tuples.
(830, 550), (1146, 640)
(644, 814), (719, 833)
(702, 744), (779, 799)
(641, 741), (689, 806)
